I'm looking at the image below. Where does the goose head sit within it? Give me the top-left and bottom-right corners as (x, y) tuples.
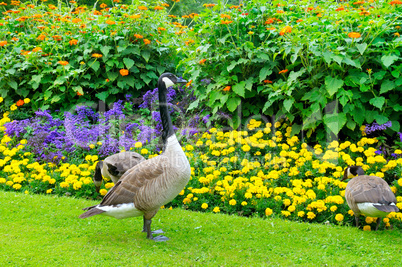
(93, 161), (104, 193)
(342, 165), (365, 181)
(159, 73), (187, 88)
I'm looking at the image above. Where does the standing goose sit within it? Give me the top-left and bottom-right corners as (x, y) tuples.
(80, 73), (190, 241)
(342, 166), (399, 230)
(93, 151), (145, 193)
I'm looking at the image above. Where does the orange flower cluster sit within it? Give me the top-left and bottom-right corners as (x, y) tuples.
(0, 41), (7, 46)
(279, 26), (292, 36)
(154, 6), (164, 10)
(92, 53), (102, 58)
(223, 86), (231, 92)
(52, 35), (62, 41)
(185, 39), (194, 46)
(69, 39), (78, 45)
(335, 7), (345, 11)
(203, 4), (216, 8)
(390, 0), (402, 4)
(221, 14), (231, 19)
(58, 61), (69, 66)
(221, 20), (233, 25)
(264, 80), (273, 84)
(106, 20), (116, 25)
(16, 99), (24, 106)
(279, 69), (288, 74)
(138, 6), (147, 10)
(348, 32), (361, 38)
(120, 69), (129, 76)
(134, 33), (143, 39)
(199, 59), (206, 64)
(143, 39), (151, 45)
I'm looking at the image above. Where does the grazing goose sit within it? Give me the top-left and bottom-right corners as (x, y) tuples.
(80, 73), (190, 241)
(93, 151), (145, 193)
(342, 166), (399, 230)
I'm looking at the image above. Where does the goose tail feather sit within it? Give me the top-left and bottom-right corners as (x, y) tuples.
(373, 204), (399, 213)
(79, 207), (105, 218)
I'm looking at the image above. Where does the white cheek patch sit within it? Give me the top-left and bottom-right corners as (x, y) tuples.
(162, 77), (174, 88)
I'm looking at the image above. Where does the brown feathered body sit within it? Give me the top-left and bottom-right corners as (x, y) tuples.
(80, 135), (191, 220)
(345, 175), (399, 218)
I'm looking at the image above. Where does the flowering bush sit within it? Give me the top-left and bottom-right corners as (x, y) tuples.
(181, 1), (402, 141)
(0, 1), (185, 111)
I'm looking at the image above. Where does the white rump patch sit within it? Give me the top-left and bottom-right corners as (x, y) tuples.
(98, 203), (144, 219)
(357, 202), (389, 217)
(162, 77), (174, 88)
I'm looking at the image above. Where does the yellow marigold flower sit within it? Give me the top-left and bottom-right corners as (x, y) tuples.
(99, 189), (107, 196)
(307, 212), (316, 220)
(241, 201), (247, 206)
(13, 184), (22, 190)
(265, 208), (273, 216)
(201, 203), (208, 209)
(46, 189), (52, 194)
(335, 213), (344, 222)
(363, 225), (371, 231)
(288, 205), (296, 212)
(141, 148), (148, 155)
(89, 144), (95, 149)
(298, 211), (305, 217)
(229, 199), (236, 206)
(183, 198), (191, 204)
(213, 207), (220, 213)
(105, 182), (114, 189)
(365, 217), (375, 224)
(134, 141), (142, 148)
(245, 192), (252, 199)
(23, 98), (30, 104)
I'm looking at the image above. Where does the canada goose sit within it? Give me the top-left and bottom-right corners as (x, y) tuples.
(342, 166), (399, 230)
(80, 73), (190, 241)
(93, 151), (145, 193)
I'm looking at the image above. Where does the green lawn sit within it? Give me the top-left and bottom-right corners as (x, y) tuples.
(1, 191), (401, 266)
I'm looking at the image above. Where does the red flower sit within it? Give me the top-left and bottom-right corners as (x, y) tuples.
(16, 99), (24, 106)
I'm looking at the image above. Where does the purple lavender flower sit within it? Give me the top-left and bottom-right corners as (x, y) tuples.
(365, 121), (392, 135)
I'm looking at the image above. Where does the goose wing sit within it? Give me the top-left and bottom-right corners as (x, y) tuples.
(349, 176), (397, 204)
(98, 156), (168, 207)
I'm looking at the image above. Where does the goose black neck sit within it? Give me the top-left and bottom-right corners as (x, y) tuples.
(158, 80), (174, 145)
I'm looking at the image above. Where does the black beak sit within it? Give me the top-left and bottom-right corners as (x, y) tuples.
(176, 77), (187, 84)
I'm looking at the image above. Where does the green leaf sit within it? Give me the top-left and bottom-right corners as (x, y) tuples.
(390, 120), (400, 132)
(8, 80), (18, 90)
(123, 58), (135, 70)
(100, 46), (111, 57)
(96, 91), (109, 102)
(380, 80), (395, 94)
(232, 82), (246, 97)
(323, 112), (347, 135)
(283, 98), (294, 112)
(346, 120), (356, 130)
(227, 61), (238, 72)
(259, 66), (272, 81)
(107, 72), (118, 81)
(226, 96), (241, 112)
(375, 114), (389, 125)
(51, 95), (61, 103)
(325, 76), (344, 96)
(287, 68), (305, 85)
(356, 43), (367, 55)
(381, 54), (399, 68)
(91, 61), (100, 72)
(369, 96), (385, 109)
(141, 51), (150, 62)
(187, 99), (199, 111)
(44, 90), (52, 100)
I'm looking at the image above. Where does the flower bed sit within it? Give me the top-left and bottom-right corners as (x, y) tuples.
(1, 103), (402, 230)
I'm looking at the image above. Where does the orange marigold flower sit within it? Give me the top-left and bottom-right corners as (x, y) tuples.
(154, 6), (164, 10)
(264, 80), (273, 84)
(279, 26), (292, 36)
(134, 33), (143, 39)
(335, 7), (345, 11)
(76, 91), (83, 96)
(390, 0), (402, 4)
(395, 32), (400, 37)
(203, 3), (216, 7)
(220, 14), (231, 19)
(0, 41), (7, 46)
(72, 18), (82, 23)
(0, 2), (7, 6)
(69, 39), (78, 45)
(162, 3), (169, 7)
(106, 20), (116, 25)
(16, 99), (24, 106)
(92, 53), (102, 58)
(100, 3), (107, 8)
(143, 39), (151, 45)
(58, 61), (69, 66)
(348, 32), (361, 38)
(186, 80), (193, 87)
(158, 27), (166, 31)
(279, 69), (288, 74)
(199, 59), (206, 64)
(120, 69), (129, 76)
(52, 35), (62, 41)
(296, 19), (303, 23)
(221, 20), (233, 25)
(277, 10), (284, 13)
(138, 6), (147, 10)
(32, 47), (42, 52)
(223, 86), (231, 92)
(265, 18), (275, 25)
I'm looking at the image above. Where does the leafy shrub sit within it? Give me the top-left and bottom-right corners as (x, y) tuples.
(0, 1), (183, 111)
(181, 1), (402, 141)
